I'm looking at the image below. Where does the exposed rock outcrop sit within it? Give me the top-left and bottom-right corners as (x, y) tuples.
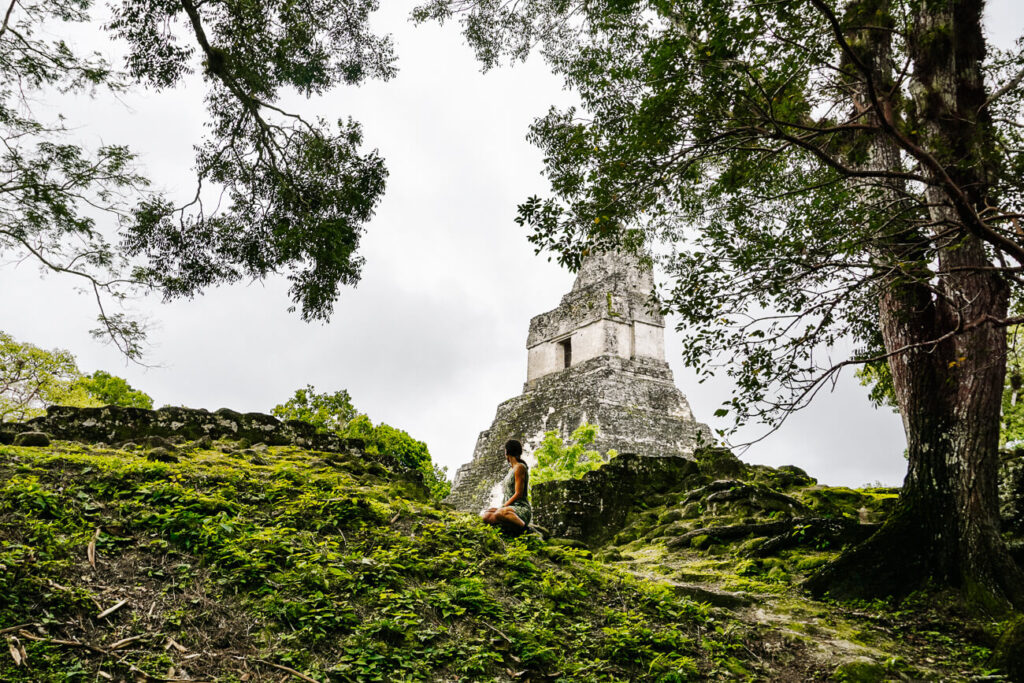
(0, 404), (364, 455)
(532, 453), (700, 543)
(12, 431), (51, 447)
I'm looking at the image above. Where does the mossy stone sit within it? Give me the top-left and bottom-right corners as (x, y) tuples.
(694, 447), (747, 479)
(681, 502), (702, 519)
(146, 447), (178, 463)
(143, 435), (176, 451)
(661, 521), (690, 537)
(612, 530), (637, 545)
(548, 538), (590, 550)
(773, 464), (816, 488)
(13, 431), (51, 447)
(648, 523), (672, 539)
(658, 509), (683, 525)
(794, 555), (829, 572)
(736, 559), (761, 576)
(991, 616), (1024, 681)
(690, 534), (712, 550)
(832, 659), (887, 682)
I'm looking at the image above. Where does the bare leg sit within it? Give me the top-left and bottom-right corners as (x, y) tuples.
(494, 507), (526, 535)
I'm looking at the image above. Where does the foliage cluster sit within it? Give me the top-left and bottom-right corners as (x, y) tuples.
(532, 423), (617, 485)
(415, 0), (1024, 432)
(347, 415), (451, 500)
(0, 332), (152, 421)
(1002, 325), (1024, 449)
(0, 440), (737, 681)
(73, 371), (154, 411)
(273, 385), (449, 499)
(415, 0), (1024, 607)
(0, 0), (395, 356)
(271, 385), (358, 434)
(858, 321), (1024, 450)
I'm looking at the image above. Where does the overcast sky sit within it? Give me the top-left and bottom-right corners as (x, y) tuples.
(1, 1), (1021, 488)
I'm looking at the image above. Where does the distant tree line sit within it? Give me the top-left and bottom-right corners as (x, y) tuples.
(273, 385), (450, 500)
(1, 331), (153, 422)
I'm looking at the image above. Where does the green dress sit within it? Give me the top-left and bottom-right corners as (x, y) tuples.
(502, 464), (532, 526)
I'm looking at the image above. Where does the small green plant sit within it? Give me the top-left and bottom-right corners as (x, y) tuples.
(271, 385), (359, 433)
(272, 386), (451, 499)
(532, 423), (616, 485)
(74, 370), (153, 409)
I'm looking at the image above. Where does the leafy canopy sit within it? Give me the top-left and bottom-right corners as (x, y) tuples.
(74, 371), (154, 410)
(272, 386), (450, 500)
(532, 423), (616, 485)
(1002, 325), (1024, 449)
(271, 385), (358, 433)
(1, 0), (394, 358)
(0, 332), (153, 421)
(415, 0), (1024, 432)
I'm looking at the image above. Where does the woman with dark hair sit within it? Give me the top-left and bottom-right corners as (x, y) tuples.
(481, 439), (531, 534)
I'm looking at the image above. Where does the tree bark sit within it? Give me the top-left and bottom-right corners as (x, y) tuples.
(805, 0), (1024, 609)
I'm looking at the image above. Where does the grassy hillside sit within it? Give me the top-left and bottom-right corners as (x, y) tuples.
(0, 439), (1018, 681)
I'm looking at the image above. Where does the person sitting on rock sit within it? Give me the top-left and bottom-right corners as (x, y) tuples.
(481, 439), (531, 535)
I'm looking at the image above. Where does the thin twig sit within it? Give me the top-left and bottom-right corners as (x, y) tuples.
(481, 621), (512, 643)
(97, 599), (128, 619)
(253, 658), (320, 683)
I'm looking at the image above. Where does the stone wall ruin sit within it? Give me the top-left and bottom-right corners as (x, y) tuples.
(446, 250), (712, 512)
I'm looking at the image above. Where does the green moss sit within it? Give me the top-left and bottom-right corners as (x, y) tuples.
(0, 438), (1005, 681)
(0, 440), (745, 682)
(613, 529), (638, 545)
(690, 534), (712, 550)
(693, 447), (747, 479)
(658, 509), (683, 525)
(832, 659), (887, 682)
(990, 616), (1024, 679)
(681, 502), (702, 519)
(792, 554), (830, 572)
(797, 486), (869, 518)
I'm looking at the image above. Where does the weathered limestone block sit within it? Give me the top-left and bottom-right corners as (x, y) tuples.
(531, 454), (700, 543)
(447, 250), (711, 512)
(13, 431), (51, 447)
(0, 404), (366, 456)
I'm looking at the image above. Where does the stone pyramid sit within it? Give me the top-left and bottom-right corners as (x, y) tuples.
(446, 250), (711, 512)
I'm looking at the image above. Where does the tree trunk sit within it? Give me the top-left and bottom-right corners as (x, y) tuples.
(805, 0), (1024, 609)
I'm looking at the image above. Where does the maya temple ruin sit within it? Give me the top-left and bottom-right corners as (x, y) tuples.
(446, 251), (712, 512)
